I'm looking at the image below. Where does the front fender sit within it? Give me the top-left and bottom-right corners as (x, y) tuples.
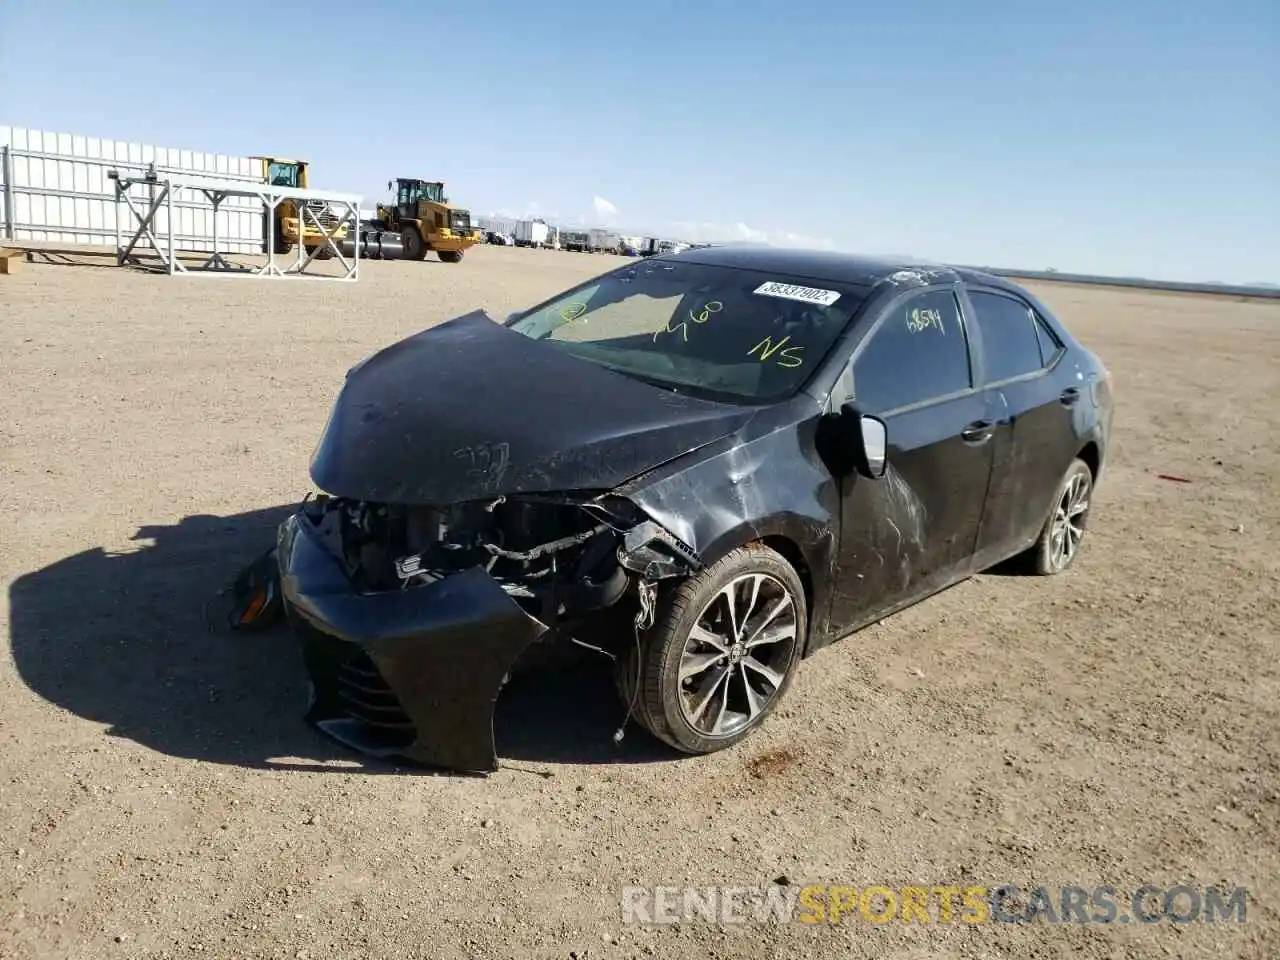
(617, 411), (839, 647)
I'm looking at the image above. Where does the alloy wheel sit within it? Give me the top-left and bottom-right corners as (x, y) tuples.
(1050, 471), (1091, 570)
(676, 572), (798, 738)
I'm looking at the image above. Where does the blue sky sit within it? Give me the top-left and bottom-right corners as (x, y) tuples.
(2, 0), (1276, 283)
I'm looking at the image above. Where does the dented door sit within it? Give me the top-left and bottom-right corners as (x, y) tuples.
(827, 393), (994, 632)
(825, 286), (994, 634)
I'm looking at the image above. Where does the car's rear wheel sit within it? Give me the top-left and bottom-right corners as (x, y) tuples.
(1026, 458), (1093, 575)
(620, 544), (805, 755)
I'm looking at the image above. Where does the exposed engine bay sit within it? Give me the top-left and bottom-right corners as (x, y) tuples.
(294, 490), (700, 628)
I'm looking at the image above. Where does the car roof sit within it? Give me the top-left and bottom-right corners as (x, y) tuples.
(658, 244), (1028, 297)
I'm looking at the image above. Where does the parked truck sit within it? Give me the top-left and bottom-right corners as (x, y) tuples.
(588, 228), (621, 254)
(513, 219), (550, 248)
(562, 230), (590, 253)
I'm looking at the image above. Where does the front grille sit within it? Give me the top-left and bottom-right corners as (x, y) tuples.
(337, 651), (415, 744)
(304, 200), (341, 230)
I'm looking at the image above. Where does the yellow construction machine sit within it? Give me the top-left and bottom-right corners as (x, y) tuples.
(252, 156), (349, 258)
(374, 178), (482, 263)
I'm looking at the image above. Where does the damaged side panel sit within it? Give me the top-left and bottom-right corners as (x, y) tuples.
(617, 403), (839, 649)
(824, 390), (994, 642)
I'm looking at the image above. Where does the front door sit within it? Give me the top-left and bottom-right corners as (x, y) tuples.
(827, 286), (996, 635)
(397, 182), (419, 220)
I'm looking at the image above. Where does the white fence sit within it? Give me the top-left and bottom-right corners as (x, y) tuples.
(1, 126), (265, 253)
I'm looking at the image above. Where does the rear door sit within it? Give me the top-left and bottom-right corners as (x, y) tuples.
(827, 285), (995, 634)
(961, 286), (1079, 567)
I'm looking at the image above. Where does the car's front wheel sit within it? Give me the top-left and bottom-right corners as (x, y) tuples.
(620, 544), (806, 755)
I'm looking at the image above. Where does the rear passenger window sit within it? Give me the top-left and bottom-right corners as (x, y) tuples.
(852, 289), (971, 414)
(967, 291), (1045, 383)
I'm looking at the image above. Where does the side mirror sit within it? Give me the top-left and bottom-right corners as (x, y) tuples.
(840, 403), (888, 479)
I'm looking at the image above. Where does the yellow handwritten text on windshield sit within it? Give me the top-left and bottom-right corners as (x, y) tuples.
(558, 301), (588, 323)
(748, 334), (804, 368)
(653, 300), (723, 343)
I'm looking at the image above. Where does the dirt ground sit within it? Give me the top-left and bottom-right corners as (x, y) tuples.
(1, 245), (1277, 960)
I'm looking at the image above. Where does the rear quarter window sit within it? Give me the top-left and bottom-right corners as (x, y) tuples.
(1033, 311), (1064, 365)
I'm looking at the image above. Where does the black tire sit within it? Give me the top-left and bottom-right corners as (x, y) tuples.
(438, 249), (463, 264)
(618, 543), (806, 755)
(1023, 458), (1094, 575)
(401, 226), (427, 260)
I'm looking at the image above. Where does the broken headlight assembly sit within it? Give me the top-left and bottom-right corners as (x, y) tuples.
(295, 491), (698, 621)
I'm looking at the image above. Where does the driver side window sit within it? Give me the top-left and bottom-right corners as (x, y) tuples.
(852, 289), (972, 414)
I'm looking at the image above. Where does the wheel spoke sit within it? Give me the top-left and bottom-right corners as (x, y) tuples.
(689, 624), (730, 653)
(738, 664), (765, 719)
(721, 585), (740, 639)
(743, 597), (791, 647)
(706, 674), (732, 734)
(743, 575), (764, 628)
(680, 650), (725, 682)
(1051, 523), (1067, 566)
(688, 665), (730, 724)
(745, 619), (796, 650)
(743, 655), (783, 690)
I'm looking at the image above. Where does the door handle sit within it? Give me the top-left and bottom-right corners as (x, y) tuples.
(961, 419), (993, 443)
(1060, 387), (1081, 406)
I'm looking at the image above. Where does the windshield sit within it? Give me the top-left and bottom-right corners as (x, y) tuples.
(267, 162), (300, 188)
(508, 260), (866, 402)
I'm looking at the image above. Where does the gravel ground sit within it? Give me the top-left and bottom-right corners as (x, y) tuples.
(1, 245), (1277, 959)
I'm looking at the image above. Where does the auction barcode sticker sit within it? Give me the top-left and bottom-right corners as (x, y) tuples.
(753, 281), (842, 306)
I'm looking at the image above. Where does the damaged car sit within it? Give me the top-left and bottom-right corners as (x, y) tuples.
(230, 246), (1114, 773)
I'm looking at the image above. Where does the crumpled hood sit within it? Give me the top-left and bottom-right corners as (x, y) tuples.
(309, 311), (755, 504)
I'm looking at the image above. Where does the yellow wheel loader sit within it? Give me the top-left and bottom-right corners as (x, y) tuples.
(252, 157), (349, 259)
(374, 179), (482, 263)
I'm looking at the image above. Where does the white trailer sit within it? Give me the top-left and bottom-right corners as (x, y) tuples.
(588, 228), (620, 254)
(514, 219), (550, 248)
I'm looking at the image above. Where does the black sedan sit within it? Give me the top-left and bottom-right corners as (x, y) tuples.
(234, 247), (1113, 772)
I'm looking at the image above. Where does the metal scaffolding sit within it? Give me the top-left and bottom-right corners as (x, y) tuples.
(108, 165), (362, 281)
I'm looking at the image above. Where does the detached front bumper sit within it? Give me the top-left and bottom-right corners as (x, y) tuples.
(276, 512), (548, 773)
